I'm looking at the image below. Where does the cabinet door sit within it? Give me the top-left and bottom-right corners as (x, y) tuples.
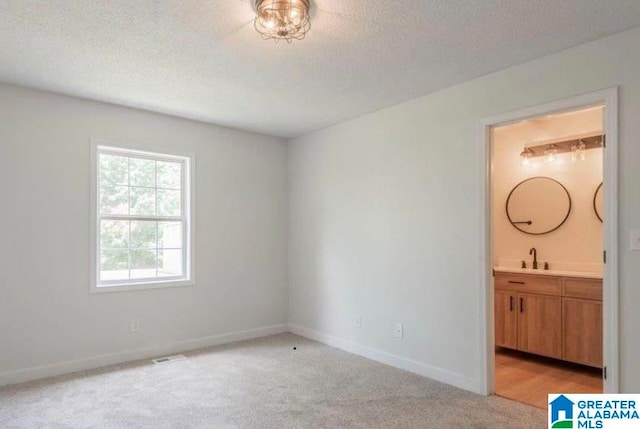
(517, 293), (562, 359)
(495, 291), (517, 349)
(563, 297), (603, 367)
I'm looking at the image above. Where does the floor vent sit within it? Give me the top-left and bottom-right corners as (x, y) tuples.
(152, 354), (186, 364)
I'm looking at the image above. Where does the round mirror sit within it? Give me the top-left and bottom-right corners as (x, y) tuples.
(593, 182), (603, 223)
(506, 177), (571, 235)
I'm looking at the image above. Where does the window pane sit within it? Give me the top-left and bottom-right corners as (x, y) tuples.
(130, 221), (157, 249)
(157, 161), (181, 190)
(158, 222), (183, 249)
(157, 189), (181, 217)
(100, 250), (129, 280)
(130, 249), (157, 279)
(129, 158), (155, 187)
(100, 154), (128, 186)
(96, 147), (190, 288)
(100, 220), (129, 249)
(158, 249), (183, 277)
(130, 186), (156, 216)
(100, 184), (129, 215)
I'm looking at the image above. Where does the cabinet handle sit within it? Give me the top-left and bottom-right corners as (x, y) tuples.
(520, 297), (524, 313)
(508, 280), (525, 285)
(509, 296), (514, 312)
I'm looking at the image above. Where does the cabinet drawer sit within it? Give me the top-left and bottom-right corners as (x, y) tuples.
(563, 278), (603, 301)
(494, 273), (561, 296)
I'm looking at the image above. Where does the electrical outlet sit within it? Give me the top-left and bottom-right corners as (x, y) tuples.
(394, 322), (403, 339)
(130, 319), (140, 332)
(354, 315), (362, 328)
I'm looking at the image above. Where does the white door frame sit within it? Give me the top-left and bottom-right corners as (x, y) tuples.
(477, 87), (619, 395)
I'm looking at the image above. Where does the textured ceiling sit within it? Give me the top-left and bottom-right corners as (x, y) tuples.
(1, 1), (639, 138)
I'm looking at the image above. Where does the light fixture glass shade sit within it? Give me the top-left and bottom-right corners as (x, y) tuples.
(578, 140), (587, 161)
(254, 0), (311, 43)
(571, 140), (587, 162)
(544, 144), (558, 164)
(570, 144), (579, 162)
(520, 147), (533, 167)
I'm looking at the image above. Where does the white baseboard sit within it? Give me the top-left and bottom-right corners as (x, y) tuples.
(0, 324), (289, 387)
(288, 323), (482, 394)
(1, 323), (482, 394)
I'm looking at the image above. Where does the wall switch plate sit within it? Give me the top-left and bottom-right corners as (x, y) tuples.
(394, 322), (403, 339)
(130, 319), (140, 332)
(631, 230), (640, 251)
(354, 315), (362, 328)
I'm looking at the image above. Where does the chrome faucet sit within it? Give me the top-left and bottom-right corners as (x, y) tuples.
(529, 247), (538, 270)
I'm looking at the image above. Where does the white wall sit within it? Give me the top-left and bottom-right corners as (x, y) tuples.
(492, 108), (603, 270)
(0, 84), (288, 382)
(288, 26), (640, 393)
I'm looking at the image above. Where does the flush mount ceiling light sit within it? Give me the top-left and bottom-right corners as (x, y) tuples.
(254, 0), (311, 43)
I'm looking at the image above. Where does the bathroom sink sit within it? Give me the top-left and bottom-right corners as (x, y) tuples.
(493, 266), (602, 279)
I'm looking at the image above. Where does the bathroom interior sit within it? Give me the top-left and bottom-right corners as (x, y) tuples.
(491, 105), (604, 409)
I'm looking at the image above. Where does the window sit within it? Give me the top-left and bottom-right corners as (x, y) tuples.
(91, 142), (193, 291)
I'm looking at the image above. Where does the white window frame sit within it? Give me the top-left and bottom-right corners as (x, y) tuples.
(90, 139), (195, 293)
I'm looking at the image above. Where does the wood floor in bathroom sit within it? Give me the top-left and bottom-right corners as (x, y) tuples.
(495, 348), (602, 409)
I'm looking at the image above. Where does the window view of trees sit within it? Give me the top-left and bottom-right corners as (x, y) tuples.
(98, 152), (185, 283)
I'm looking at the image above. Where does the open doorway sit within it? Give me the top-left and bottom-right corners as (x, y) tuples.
(491, 106), (604, 408)
(478, 88), (619, 406)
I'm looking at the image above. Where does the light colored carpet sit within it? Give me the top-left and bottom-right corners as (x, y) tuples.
(0, 333), (545, 428)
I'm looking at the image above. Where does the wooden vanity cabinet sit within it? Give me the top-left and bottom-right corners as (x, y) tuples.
(517, 292), (562, 359)
(494, 274), (563, 359)
(494, 290), (517, 349)
(494, 272), (602, 367)
(562, 278), (603, 367)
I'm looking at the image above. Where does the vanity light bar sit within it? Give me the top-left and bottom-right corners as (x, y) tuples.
(523, 134), (603, 158)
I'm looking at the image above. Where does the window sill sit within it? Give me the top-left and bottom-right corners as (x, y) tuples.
(90, 279), (195, 294)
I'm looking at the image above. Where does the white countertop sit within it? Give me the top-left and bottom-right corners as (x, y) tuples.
(494, 266), (602, 279)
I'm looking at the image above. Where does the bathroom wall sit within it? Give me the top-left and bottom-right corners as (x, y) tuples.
(492, 107), (603, 271)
